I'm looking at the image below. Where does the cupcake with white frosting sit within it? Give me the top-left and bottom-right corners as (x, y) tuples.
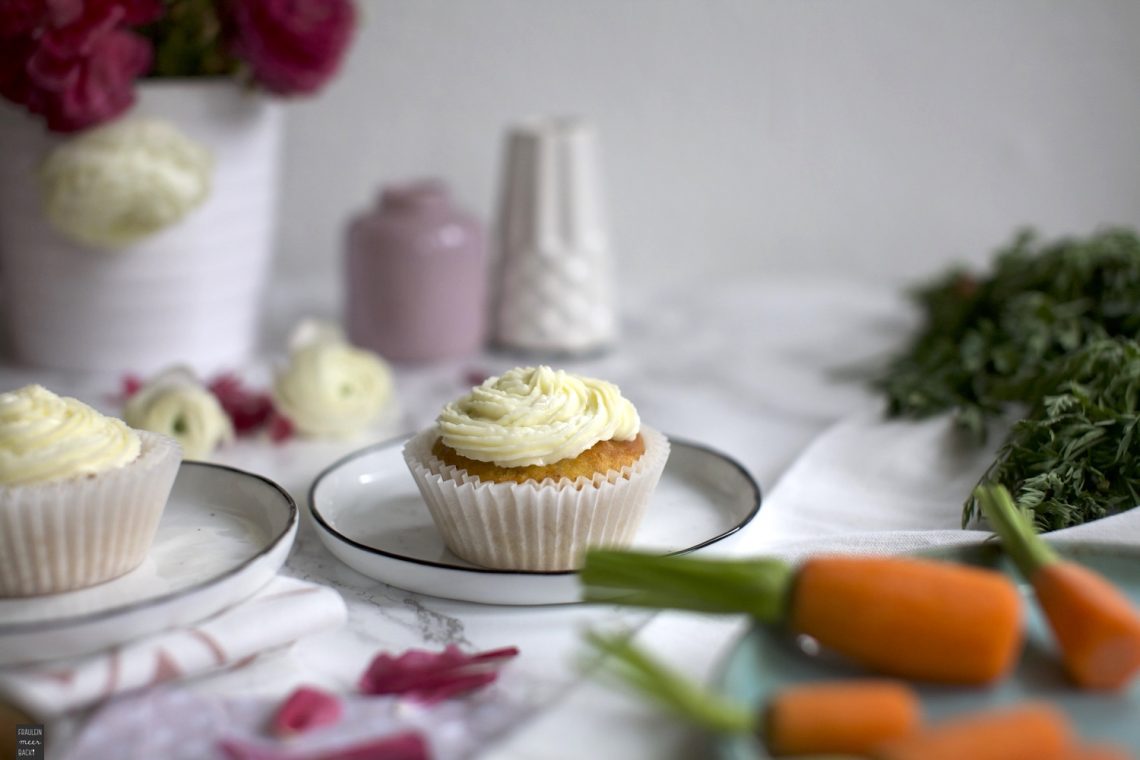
(0, 385), (181, 596)
(403, 366), (669, 571)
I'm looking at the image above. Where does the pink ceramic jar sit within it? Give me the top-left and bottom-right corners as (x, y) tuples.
(345, 180), (487, 362)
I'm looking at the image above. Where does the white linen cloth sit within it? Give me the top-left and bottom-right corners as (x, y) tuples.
(0, 576), (346, 720)
(738, 406), (1140, 558)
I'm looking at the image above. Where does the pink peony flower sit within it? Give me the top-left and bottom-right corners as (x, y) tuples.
(358, 646), (520, 705)
(0, 0), (160, 132)
(0, 0), (47, 38)
(225, 0), (355, 96)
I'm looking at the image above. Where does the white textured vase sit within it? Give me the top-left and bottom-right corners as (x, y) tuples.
(0, 80), (282, 374)
(491, 118), (617, 355)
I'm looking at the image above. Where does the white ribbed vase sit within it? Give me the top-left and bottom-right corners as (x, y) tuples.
(491, 118), (617, 355)
(0, 81), (282, 374)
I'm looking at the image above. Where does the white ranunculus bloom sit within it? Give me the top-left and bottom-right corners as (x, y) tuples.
(123, 367), (233, 459)
(272, 320), (394, 437)
(39, 118), (212, 249)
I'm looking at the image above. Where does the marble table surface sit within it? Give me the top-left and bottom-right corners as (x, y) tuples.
(2, 273), (916, 759)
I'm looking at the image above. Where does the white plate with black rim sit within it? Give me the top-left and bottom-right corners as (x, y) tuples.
(0, 462), (297, 665)
(308, 435), (761, 605)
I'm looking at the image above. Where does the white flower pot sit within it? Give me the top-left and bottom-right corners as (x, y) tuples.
(0, 80), (282, 375)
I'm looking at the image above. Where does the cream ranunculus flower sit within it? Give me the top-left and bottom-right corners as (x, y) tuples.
(123, 367), (233, 459)
(39, 117), (212, 249)
(272, 320), (394, 437)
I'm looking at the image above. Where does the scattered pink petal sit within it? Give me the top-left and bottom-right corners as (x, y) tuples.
(209, 373), (274, 434)
(325, 733), (430, 760)
(268, 411), (295, 444)
(358, 645), (519, 705)
(219, 732), (429, 760)
(105, 372), (144, 405)
(218, 739), (274, 760)
(462, 369), (489, 387)
(271, 686), (343, 736)
(122, 373), (143, 398)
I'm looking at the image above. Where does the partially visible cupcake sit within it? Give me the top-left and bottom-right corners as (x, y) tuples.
(0, 385), (182, 596)
(403, 366), (669, 571)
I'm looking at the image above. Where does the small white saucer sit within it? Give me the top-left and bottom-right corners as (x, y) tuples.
(308, 435), (761, 605)
(0, 462), (297, 665)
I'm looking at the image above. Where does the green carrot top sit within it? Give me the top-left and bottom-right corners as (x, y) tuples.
(580, 550), (794, 622)
(974, 484), (1060, 577)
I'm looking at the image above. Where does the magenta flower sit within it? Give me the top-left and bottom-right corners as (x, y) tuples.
(224, 0), (355, 96)
(0, 0), (160, 132)
(0, 0), (46, 39)
(358, 646), (520, 705)
(220, 732), (429, 760)
(271, 686), (343, 736)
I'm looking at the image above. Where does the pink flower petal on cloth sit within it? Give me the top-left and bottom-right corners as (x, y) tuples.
(219, 731), (429, 760)
(271, 686), (343, 736)
(358, 646), (519, 705)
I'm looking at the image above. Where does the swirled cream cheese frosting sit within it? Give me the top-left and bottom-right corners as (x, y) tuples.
(437, 366), (640, 467)
(0, 385), (140, 486)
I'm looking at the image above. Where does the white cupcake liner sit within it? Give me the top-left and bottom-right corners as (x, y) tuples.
(0, 431), (182, 597)
(403, 426), (670, 571)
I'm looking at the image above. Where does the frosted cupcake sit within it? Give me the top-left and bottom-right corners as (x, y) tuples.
(0, 385), (182, 596)
(403, 366), (669, 571)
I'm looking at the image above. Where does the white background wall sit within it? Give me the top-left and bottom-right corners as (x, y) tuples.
(278, 1), (1140, 295)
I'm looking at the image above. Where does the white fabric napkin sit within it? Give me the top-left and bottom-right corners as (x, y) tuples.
(735, 406), (1140, 559)
(0, 576), (346, 720)
(55, 678), (535, 760)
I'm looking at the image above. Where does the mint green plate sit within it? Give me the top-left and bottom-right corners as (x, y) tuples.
(715, 542), (1140, 758)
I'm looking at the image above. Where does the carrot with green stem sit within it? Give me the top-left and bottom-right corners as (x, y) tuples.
(585, 630), (921, 756)
(976, 484), (1140, 690)
(580, 551), (1023, 684)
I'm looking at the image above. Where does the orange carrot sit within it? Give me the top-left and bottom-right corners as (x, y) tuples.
(1064, 744), (1138, 760)
(790, 555), (1023, 684)
(764, 680), (921, 756)
(977, 485), (1140, 690)
(581, 550), (1023, 684)
(585, 631), (921, 756)
(873, 703), (1073, 760)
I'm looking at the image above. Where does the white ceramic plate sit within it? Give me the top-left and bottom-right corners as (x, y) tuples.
(0, 462), (297, 665)
(309, 435), (761, 605)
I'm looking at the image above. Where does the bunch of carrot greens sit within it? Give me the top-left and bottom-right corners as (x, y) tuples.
(580, 488), (1140, 758)
(872, 228), (1140, 530)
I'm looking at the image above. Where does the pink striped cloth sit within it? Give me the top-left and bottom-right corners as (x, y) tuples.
(0, 576), (346, 719)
